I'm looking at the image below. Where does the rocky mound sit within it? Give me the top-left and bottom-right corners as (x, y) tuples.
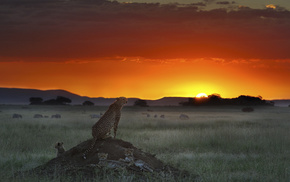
(16, 138), (195, 181)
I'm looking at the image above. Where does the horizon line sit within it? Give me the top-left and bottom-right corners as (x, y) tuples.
(0, 86), (289, 101)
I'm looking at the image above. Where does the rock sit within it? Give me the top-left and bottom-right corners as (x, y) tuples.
(15, 138), (194, 181)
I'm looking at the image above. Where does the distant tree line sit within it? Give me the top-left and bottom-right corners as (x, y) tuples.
(179, 94), (274, 106)
(82, 100), (94, 106)
(29, 96), (72, 105)
(134, 99), (148, 107)
(30, 96), (95, 106)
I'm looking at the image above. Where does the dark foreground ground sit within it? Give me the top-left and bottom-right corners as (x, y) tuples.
(15, 138), (196, 181)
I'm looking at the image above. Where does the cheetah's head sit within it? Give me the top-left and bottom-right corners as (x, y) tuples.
(98, 153), (108, 160)
(55, 142), (63, 149)
(116, 97), (128, 105)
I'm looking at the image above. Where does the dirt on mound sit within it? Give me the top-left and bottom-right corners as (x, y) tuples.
(16, 138), (195, 181)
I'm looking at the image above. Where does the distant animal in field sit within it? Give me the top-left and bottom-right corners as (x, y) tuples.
(12, 114), (22, 118)
(160, 115), (165, 118)
(141, 113), (151, 117)
(51, 114), (61, 118)
(33, 114), (43, 118)
(242, 107), (254, 112)
(179, 114), (189, 120)
(154, 114), (158, 118)
(54, 142), (65, 157)
(83, 97), (128, 159)
(90, 114), (100, 119)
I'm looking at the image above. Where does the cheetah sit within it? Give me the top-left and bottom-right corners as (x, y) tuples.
(97, 153), (108, 166)
(83, 97), (127, 159)
(54, 142), (65, 157)
(119, 148), (154, 172)
(134, 159), (154, 172)
(119, 148), (134, 166)
(96, 153), (127, 169)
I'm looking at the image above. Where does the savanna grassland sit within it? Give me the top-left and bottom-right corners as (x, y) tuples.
(0, 105), (289, 181)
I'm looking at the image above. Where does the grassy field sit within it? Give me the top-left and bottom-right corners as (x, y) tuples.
(0, 105), (289, 181)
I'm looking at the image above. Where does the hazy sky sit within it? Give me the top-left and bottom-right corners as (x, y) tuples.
(116, 0), (290, 10)
(0, 0), (289, 99)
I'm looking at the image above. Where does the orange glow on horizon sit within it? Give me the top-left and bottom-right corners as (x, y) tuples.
(1, 2), (289, 101)
(266, 4), (276, 9)
(0, 58), (289, 100)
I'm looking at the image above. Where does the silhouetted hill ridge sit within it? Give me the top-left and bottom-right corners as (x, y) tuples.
(0, 88), (120, 105)
(0, 87), (190, 106)
(0, 87), (289, 106)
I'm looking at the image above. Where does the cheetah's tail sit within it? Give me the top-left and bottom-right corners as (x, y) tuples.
(83, 139), (97, 160)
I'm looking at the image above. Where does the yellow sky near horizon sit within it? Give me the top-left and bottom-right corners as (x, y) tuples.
(1, 58), (289, 100)
(1, 1), (290, 100)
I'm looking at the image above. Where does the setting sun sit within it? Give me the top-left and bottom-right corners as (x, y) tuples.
(196, 93), (208, 98)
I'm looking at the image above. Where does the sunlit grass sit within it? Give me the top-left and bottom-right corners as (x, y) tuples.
(0, 105), (289, 181)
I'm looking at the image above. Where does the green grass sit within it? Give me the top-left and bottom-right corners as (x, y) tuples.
(0, 105), (289, 181)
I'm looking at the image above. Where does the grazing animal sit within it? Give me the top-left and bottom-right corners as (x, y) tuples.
(160, 115), (165, 118)
(51, 114), (61, 118)
(83, 97), (127, 159)
(179, 114), (189, 120)
(12, 114), (22, 118)
(55, 142), (65, 157)
(34, 114), (43, 118)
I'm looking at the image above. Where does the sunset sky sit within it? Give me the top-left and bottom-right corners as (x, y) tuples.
(0, 0), (290, 100)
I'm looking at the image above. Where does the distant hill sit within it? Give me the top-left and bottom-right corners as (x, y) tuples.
(147, 97), (188, 106)
(271, 100), (290, 107)
(0, 88), (125, 105)
(0, 87), (185, 106)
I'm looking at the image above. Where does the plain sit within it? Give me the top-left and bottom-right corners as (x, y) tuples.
(0, 105), (289, 181)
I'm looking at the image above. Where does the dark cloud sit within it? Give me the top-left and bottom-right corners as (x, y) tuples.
(188, 2), (206, 7)
(0, 0), (290, 61)
(203, 0), (216, 4)
(216, 1), (230, 5)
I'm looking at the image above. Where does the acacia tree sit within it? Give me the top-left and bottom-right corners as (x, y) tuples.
(56, 96), (72, 105)
(134, 99), (148, 107)
(83, 101), (94, 106)
(42, 96), (72, 105)
(29, 97), (43, 105)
